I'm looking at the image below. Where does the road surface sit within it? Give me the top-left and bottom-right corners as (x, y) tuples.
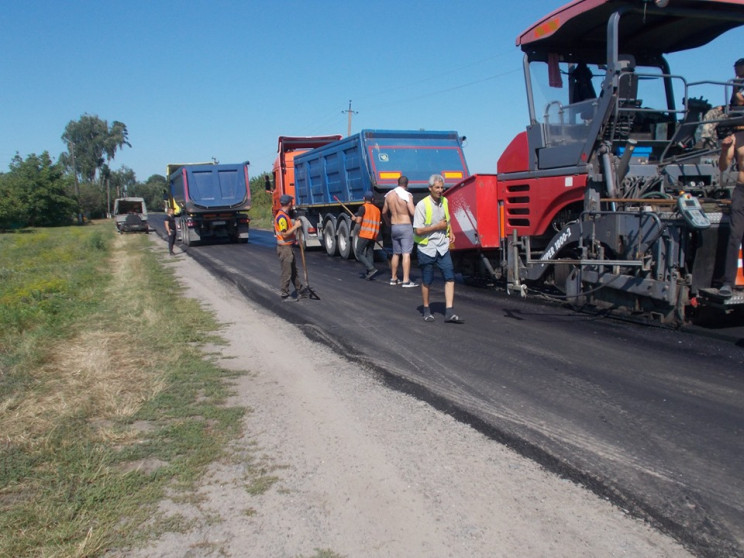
(149, 215), (744, 557)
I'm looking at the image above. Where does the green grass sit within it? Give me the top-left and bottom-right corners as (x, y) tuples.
(0, 222), (255, 557)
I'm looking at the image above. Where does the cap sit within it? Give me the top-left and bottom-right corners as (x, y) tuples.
(279, 194), (293, 205)
(363, 190), (374, 201)
(735, 58), (744, 67)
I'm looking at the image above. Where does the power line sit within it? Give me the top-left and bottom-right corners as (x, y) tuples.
(363, 67), (522, 111)
(353, 50), (515, 103)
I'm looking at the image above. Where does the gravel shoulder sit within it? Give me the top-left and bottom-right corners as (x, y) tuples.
(126, 242), (692, 558)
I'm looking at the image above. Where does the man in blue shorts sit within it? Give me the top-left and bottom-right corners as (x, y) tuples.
(382, 176), (418, 287)
(413, 174), (462, 323)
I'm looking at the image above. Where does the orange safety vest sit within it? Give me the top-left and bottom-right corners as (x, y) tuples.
(274, 210), (295, 246)
(358, 202), (381, 240)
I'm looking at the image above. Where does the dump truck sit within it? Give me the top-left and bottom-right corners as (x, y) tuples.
(113, 197), (149, 233)
(267, 130), (469, 258)
(165, 162), (251, 246)
(445, 0), (744, 324)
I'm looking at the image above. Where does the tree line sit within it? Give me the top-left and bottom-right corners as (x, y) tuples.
(0, 114), (167, 230)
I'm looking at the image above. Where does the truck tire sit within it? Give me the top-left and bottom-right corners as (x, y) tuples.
(352, 234), (360, 262)
(323, 220), (337, 256)
(336, 219), (352, 259)
(181, 217), (190, 247)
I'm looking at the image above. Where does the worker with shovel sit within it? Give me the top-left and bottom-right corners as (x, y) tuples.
(274, 194), (308, 302)
(352, 190), (382, 280)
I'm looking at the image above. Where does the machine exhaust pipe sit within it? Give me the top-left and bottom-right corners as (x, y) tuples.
(616, 139), (637, 184)
(600, 143), (617, 199)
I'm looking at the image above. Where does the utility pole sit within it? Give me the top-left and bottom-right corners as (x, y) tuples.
(70, 142), (82, 225)
(342, 100), (358, 136)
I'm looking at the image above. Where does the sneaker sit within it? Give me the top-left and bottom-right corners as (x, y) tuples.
(719, 283), (733, 298)
(423, 313), (435, 322)
(282, 296), (296, 303)
(389, 278), (401, 285)
(365, 268), (379, 280)
(444, 313), (464, 324)
(401, 281), (419, 288)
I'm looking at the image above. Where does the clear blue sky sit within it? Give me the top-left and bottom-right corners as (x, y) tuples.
(1, 1), (741, 182)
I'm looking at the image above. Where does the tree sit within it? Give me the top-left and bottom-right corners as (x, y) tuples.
(129, 174), (166, 211)
(60, 114), (131, 216)
(110, 166), (137, 199)
(0, 152), (77, 228)
(77, 180), (107, 220)
(102, 120), (131, 215)
(60, 115), (108, 183)
(249, 172), (274, 229)
(0, 164), (29, 230)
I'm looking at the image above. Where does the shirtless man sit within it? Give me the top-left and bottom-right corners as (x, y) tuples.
(382, 176), (418, 287)
(717, 58), (744, 298)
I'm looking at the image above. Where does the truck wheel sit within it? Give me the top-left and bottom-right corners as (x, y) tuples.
(323, 220), (337, 256)
(336, 219), (352, 259)
(181, 218), (190, 247)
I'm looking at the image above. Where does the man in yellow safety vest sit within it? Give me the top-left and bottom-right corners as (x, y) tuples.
(413, 174), (462, 323)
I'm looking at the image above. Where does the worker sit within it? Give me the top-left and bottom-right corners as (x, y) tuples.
(413, 174), (462, 323)
(718, 58), (744, 298)
(382, 176), (418, 287)
(352, 190), (381, 280)
(274, 194), (306, 302)
(164, 207), (177, 255)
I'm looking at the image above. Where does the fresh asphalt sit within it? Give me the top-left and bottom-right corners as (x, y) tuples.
(150, 214), (744, 558)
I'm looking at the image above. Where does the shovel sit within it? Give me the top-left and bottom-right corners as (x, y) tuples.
(297, 230), (320, 300)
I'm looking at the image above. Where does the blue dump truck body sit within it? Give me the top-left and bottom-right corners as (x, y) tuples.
(289, 129), (468, 258)
(294, 129), (469, 205)
(166, 162), (251, 245)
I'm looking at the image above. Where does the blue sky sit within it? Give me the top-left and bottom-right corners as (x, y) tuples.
(1, 1), (741, 182)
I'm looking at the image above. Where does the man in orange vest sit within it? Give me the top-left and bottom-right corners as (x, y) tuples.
(275, 194), (306, 301)
(352, 190), (381, 280)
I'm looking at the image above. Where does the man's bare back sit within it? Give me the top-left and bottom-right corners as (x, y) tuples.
(383, 188), (414, 225)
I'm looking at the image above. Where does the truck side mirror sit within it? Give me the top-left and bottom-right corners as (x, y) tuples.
(264, 175), (273, 192)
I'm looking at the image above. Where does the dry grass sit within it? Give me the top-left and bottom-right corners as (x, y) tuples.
(0, 224), (246, 557)
(3, 235), (168, 446)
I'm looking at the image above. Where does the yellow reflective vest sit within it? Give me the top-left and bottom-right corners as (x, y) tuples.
(413, 196), (450, 245)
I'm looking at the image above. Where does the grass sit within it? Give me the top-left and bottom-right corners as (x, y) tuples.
(0, 222), (252, 556)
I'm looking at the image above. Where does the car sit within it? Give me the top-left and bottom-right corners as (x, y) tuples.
(113, 197), (149, 233)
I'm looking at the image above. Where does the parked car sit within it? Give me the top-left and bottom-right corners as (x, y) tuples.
(113, 197), (149, 233)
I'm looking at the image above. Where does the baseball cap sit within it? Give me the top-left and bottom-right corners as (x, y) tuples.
(363, 190), (374, 201)
(735, 58), (744, 67)
(279, 194), (293, 205)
